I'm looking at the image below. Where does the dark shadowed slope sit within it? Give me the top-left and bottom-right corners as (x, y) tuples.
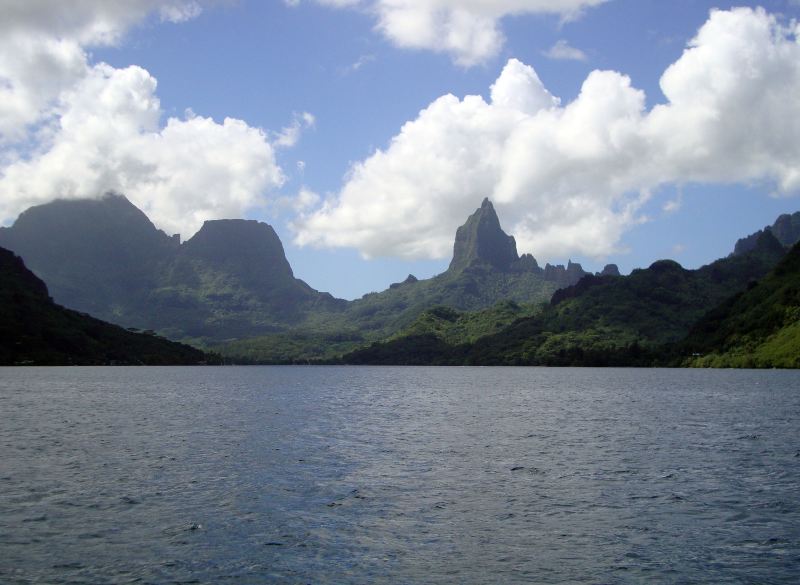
(0, 247), (209, 365)
(0, 194), (177, 322)
(0, 194), (344, 341)
(680, 241), (800, 368)
(462, 230), (788, 365)
(732, 210), (800, 256)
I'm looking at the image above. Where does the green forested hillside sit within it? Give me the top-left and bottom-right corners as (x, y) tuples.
(0, 247), (210, 366)
(341, 231), (789, 366)
(4, 194), (799, 368)
(337, 300), (540, 365)
(391, 301), (540, 345)
(1, 196), (582, 348)
(681, 242), (800, 368)
(211, 200), (584, 360)
(333, 266), (555, 334)
(213, 296), (544, 363)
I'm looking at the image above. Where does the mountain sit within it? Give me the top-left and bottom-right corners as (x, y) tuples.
(217, 199), (592, 360)
(732, 211), (800, 256)
(1, 195), (586, 349)
(341, 229), (789, 366)
(449, 197), (519, 272)
(11, 193), (792, 367)
(153, 218), (343, 339)
(0, 194), (343, 341)
(333, 199), (588, 330)
(0, 246), (208, 365)
(598, 264), (621, 277)
(448, 198), (590, 284)
(0, 194), (177, 323)
(466, 229), (788, 365)
(680, 240), (800, 368)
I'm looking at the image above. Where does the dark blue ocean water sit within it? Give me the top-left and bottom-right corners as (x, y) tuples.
(1, 366), (799, 584)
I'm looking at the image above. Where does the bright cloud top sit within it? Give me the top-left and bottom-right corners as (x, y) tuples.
(0, 0), (288, 239)
(312, 0), (608, 65)
(0, 0), (204, 140)
(294, 8), (800, 261)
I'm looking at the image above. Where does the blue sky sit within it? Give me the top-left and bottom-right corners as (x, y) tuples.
(1, 0), (800, 298)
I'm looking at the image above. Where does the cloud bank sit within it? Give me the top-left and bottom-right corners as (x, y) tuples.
(310, 0), (608, 65)
(0, 0), (288, 239)
(294, 7), (800, 261)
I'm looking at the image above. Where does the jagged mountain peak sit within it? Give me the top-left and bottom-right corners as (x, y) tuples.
(732, 210), (800, 256)
(448, 198), (519, 273)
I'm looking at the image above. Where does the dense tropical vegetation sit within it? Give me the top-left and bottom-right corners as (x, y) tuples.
(1, 194), (798, 368)
(680, 241), (800, 368)
(0, 247), (212, 365)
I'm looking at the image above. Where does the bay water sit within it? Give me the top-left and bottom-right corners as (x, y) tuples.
(1, 366), (798, 584)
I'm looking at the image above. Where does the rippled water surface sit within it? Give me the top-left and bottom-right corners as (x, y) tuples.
(1, 366), (799, 584)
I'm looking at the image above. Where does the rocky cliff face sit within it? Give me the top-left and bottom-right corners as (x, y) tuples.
(733, 211), (800, 256)
(599, 264), (621, 277)
(448, 198), (520, 273)
(182, 219), (295, 278)
(771, 212), (800, 247)
(0, 194), (337, 339)
(446, 197), (588, 287)
(0, 193), (176, 316)
(543, 260), (587, 288)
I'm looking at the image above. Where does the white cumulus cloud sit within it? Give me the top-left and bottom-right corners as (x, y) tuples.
(308, 0), (608, 65)
(0, 0), (206, 45)
(0, 64), (283, 239)
(294, 7), (800, 262)
(0, 1), (208, 141)
(0, 0), (295, 240)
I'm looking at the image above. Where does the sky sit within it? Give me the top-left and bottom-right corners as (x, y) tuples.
(1, 0), (800, 299)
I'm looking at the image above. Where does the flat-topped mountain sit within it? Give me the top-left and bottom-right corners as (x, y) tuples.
(0, 194), (177, 319)
(182, 219), (294, 278)
(166, 218), (332, 329)
(1, 196), (586, 345)
(0, 194), (342, 340)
